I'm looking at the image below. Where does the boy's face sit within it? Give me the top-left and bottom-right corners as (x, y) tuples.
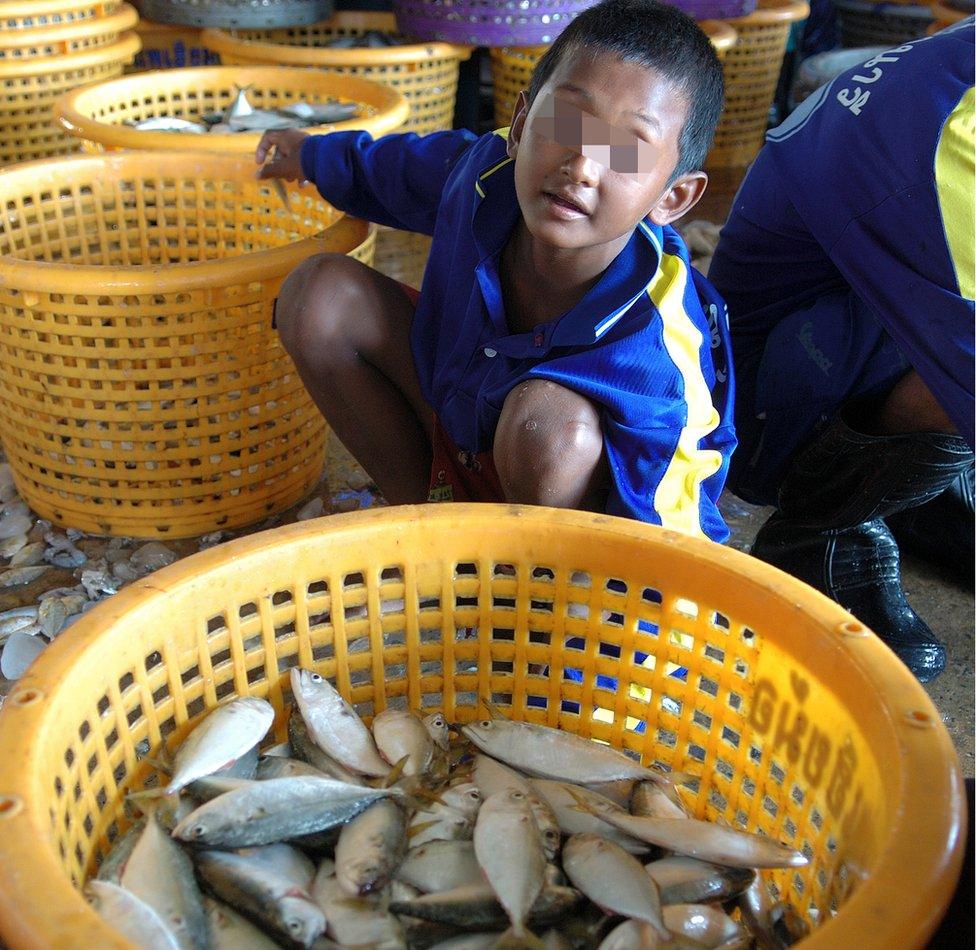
(507, 49), (707, 252)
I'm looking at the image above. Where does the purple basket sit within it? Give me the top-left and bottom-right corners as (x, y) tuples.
(393, 0), (598, 46)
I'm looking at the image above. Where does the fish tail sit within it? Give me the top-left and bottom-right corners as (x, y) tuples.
(494, 926), (547, 950)
(140, 754), (172, 775)
(125, 787), (167, 802)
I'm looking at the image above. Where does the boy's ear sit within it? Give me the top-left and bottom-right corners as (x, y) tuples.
(646, 171), (708, 227)
(506, 91), (529, 160)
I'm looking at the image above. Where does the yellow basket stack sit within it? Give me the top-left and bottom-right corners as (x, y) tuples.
(706, 0), (809, 169)
(490, 20), (738, 132)
(0, 150), (376, 539)
(0, 504), (966, 947)
(55, 65), (410, 154)
(0, 0), (140, 165)
(129, 16), (220, 71)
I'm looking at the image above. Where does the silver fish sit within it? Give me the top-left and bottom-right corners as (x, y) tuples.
(132, 117), (207, 134)
(288, 708), (366, 785)
(227, 85), (254, 121)
(427, 936), (497, 950)
(631, 780), (689, 820)
(195, 847), (325, 948)
(645, 855), (755, 905)
(529, 779), (649, 854)
(229, 110), (304, 132)
(408, 801), (473, 846)
(335, 799), (407, 896)
(739, 877), (808, 950)
(436, 782), (482, 817)
(423, 712), (451, 751)
(165, 696), (274, 795)
(562, 834), (669, 939)
(290, 668), (390, 777)
(372, 708), (434, 776)
(472, 754), (531, 798)
(311, 863), (406, 949)
(121, 812), (209, 950)
(395, 840), (484, 893)
(473, 789), (547, 942)
(205, 897), (281, 949)
(95, 820), (145, 884)
(663, 903), (749, 948)
(256, 754), (331, 781)
(597, 919), (665, 950)
(85, 880), (180, 950)
(172, 775), (400, 848)
(461, 717), (667, 785)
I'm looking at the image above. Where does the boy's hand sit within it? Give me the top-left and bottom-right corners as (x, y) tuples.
(255, 129), (308, 181)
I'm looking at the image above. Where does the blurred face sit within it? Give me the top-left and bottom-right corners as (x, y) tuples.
(507, 48), (706, 254)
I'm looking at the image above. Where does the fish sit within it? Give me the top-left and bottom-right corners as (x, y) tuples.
(645, 855), (755, 905)
(472, 754), (531, 798)
(278, 101), (360, 124)
(662, 903), (750, 948)
(194, 846), (325, 948)
(529, 779), (649, 854)
(95, 820), (145, 884)
(205, 896), (282, 949)
(561, 834), (669, 939)
(437, 782), (482, 817)
(389, 881), (581, 931)
(132, 117), (207, 134)
(311, 861), (406, 949)
(596, 919), (665, 950)
(335, 799), (407, 896)
(287, 707), (366, 785)
(164, 696), (274, 796)
(461, 717), (667, 785)
(256, 754), (331, 781)
(290, 668), (390, 777)
(473, 789), (547, 943)
(738, 876), (808, 950)
(427, 936), (497, 950)
(395, 840), (484, 893)
(172, 775), (400, 848)
(569, 792), (808, 869)
(85, 880), (180, 950)
(423, 712), (451, 751)
(631, 779), (689, 820)
(229, 110), (305, 132)
(121, 811), (209, 950)
(372, 708), (435, 776)
(408, 802), (474, 847)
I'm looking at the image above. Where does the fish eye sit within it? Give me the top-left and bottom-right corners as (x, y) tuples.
(287, 919), (302, 933)
(468, 790), (480, 800)
(310, 673), (323, 683)
(510, 791), (525, 800)
(479, 719), (491, 727)
(191, 825), (206, 838)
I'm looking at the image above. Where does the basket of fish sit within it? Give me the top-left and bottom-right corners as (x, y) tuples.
(0, 505), (964, 948)
(0, 150), (376, 539)
(54, 64), (410, 154)
(135, 0), (335, 29)
(201, 11), (471, 135)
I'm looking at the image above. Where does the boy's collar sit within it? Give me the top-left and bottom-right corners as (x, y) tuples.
(472, 134), (665, 346)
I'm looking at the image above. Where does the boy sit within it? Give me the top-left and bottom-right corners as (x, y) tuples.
(257, 0), (736, 541)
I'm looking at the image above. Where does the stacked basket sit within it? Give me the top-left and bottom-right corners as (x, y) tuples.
(833, 0), (934, 47)
(0, 0), (140, 165)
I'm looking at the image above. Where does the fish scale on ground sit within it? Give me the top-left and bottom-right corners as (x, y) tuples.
(88, 667), (809, 948)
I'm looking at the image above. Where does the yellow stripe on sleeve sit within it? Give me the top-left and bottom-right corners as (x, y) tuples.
(648, 252), (723, 539)
(935, 85), (975, 301)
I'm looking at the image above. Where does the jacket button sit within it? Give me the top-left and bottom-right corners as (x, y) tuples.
(483, 347), (497, 358)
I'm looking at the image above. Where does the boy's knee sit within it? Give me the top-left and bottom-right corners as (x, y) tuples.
(275, 253), (369, 358)
(494, 379), (604, 505)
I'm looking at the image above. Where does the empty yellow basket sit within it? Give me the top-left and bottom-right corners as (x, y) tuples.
(0, 505), (964, 948)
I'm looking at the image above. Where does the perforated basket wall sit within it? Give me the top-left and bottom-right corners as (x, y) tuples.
(706, 0), (809, 169)
(202, 11), (470, 134)
(0, 2), (137, 61)
(130, 17), (220, 70)
(0, 0), (124, 30)
(55, 65), (410, 154)
(0, 32), (139, 166)
(0, 151), (376, 538)
(0, 506), (965, 949)
(489, 20), (738, 131)
(136, 0), (334, 29)
(834, 0), (933, 45)
(373, 227), (433, 290)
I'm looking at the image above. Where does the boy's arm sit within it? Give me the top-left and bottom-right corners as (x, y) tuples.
(300, 129), (478, 235)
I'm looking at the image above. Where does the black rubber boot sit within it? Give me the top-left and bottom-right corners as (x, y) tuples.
(887, 466), (975, 589)
(751, 417), (974, 683)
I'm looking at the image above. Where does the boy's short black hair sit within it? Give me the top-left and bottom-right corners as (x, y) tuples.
(526, 0), (725, 178)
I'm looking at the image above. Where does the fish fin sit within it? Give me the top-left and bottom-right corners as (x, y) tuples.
(125, 787), (168, 804)
(406, 820), (439, 839)
(564, 787), (601, 817)
(494, 926), (547, 950)
(381, 754), (411, 788)
(482, 699), (509, 721)
(139, 754), (172, 775)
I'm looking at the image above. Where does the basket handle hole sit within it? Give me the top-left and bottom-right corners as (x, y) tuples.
(838, 621), (867, 637)
(906, 709), (934, 728)
(10, 689), (43, 707)
(0, 796), (24, 818)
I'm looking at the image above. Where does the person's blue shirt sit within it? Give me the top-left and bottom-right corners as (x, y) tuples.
(301, 127), (736, 540)
(709, 19), (975, 446)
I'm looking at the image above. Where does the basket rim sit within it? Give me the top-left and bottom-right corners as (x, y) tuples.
(0, 0), (119, 17)
(0, 1), (136, 50)
(700, 18), (740, 49)
(0, 151), (370, 292)
(201, 10), (473, 65)
(0, 29), (139, 76)
(723, 0), (811, 26)
(53, 64), (410, 154)
(0, 504), (964, 949)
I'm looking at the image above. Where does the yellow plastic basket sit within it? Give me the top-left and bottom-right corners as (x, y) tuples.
(201, 11), (472, 135)
(489, 20), (738, 132)
(55, 64), (410, 155)
(927, 0), (968, 33)
(707, 0), (810, 169)
(0, 150), (376, 539)
(0, 2), (137, 60)
(373, 228), (433, 290)
(0, 504), (965, 948)
(0, 0), (123, 30)
(129, 16), (221, 71)
(0, 31), (139, 166)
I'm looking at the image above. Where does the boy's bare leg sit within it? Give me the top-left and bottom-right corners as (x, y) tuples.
(493, 379), (609, 510)
(874, 369), (956, 435)
(274, 253), (433, 505)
